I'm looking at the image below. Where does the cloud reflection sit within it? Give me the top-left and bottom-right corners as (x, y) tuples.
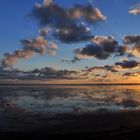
(1, 85), (140, 115)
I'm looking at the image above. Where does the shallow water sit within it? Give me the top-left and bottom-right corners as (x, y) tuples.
(0, 85), (140, 115)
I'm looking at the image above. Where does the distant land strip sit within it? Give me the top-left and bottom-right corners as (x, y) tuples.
(1, 83), (140, 86)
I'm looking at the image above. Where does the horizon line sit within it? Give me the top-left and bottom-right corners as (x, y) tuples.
(1, 83), (140, 86)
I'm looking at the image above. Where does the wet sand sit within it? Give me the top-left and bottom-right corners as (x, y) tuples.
(1, 111), (140, 139)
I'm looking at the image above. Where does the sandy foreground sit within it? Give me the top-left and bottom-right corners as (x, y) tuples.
(0, 111), (140, 139)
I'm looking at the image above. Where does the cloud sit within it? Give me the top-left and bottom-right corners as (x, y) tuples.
(1, 62), (140, 81)
(61, 57), (81, 64)
(54, 24), (92, 43)
(123, 72), (136, 77)
(1, 54), (18, 68)
(129, 4), (140, 15)
(91, 36), (117, 52)
(31, 0), (106, 43)
(43, 0), (53, 6)
(115, 60), (140, 69)
(0, 66), (81, 80)
(123, 71), (140, 77)
(32, 0), (106, 25)
(71, 35), (140, 62)
(84, 60), (140, 77)
(39, 28), (49, 37)
(68, 4), (106, 22)
(123, 35), (140, 44)
(34, 67), (80, 79)
(46, 42), (58, 55)
(74, 44), (109, 59)
(123, 35), (140, 57)
(0, 67), (23, 79)
(73, 36), (126, 60)
(1, 36), (57, 67)
(21, 36), (48, 55)
(86, 65), (118, 73)
(0, 65), (117, 81)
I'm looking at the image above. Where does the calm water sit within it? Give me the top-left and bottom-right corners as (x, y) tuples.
(0, 85), (140, 115)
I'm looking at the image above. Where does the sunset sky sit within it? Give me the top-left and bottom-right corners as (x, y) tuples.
(1, 0), (140, 84)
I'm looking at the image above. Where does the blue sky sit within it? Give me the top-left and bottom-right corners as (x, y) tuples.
(0, 0), (140, 71)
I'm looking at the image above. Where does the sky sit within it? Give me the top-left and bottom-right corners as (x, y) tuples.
(1, 0), (140, 84)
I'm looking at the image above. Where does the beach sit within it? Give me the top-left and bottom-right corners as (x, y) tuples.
(0, 85), (140, 139)
(1, 111), (140, 139)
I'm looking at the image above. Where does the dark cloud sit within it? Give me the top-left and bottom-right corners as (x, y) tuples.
(123, 71), (140, 77)
(123, 35), (140, 45)
(1, 36), (57, 67)
(115, 60), (140, 69)
(87, 65), (118, 73)
(73, 36), (126, 60)
(74, 44), (109, 60)
(54, 24), (92, 43)
(31, 67), (80, 79)
(31, 0), (106, 43)
(0, 67), (23, 79)
(91, 36), (118, 53)
(61, 57), (81, 64)
(123, 72), (136, 77)
(122, 35), (140, 57)
(32, 0), (106, 25)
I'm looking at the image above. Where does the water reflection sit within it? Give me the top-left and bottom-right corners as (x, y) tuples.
(0, 85), (140, 115)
